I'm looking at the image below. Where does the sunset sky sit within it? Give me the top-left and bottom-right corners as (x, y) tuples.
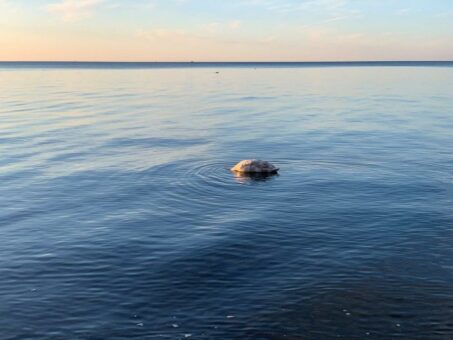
(0, 0), (452, 61)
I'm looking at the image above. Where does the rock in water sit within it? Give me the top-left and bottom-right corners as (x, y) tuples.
(230, 160), (279, 173)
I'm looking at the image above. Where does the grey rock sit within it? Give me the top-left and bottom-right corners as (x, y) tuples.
(230, 160), (279, 173)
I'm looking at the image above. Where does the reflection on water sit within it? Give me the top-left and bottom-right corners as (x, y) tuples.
(232, 170), (279, 184)
(0, 65), (453, 339)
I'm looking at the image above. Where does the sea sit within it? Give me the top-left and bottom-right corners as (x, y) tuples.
(1, 61), (453, 339)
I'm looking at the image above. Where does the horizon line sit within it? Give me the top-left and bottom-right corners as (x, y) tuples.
(1, 60), (453, 63)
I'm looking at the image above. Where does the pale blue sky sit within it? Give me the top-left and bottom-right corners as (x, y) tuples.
(0, 0), (452, 61)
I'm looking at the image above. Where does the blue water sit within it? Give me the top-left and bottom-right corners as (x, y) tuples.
(1, 63), (453, 339)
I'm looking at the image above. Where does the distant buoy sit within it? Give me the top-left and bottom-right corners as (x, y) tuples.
(231, 160), (279, 174)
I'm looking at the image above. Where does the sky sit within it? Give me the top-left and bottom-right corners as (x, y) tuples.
(0, 0), (452, 61)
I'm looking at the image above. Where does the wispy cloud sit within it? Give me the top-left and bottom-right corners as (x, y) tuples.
(0, 0), (19, 15)
(138, 20), (242, 43)
(435, 11), (453, 18)
(201, 21), (242, 34)
(238, 0), (358, 22)
(135, 26), (289, 61)
(229, 20), (242, 30)
(47, 0), (105, 22)
(240, 0), (344, 12)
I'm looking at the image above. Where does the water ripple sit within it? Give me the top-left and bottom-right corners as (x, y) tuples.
(0, 66), (452, 339)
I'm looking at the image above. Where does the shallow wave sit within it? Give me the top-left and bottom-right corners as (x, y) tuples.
(138, 157), (406, 217)
(1, 66), (453, 339)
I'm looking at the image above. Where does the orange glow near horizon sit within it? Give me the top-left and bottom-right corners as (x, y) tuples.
(0, 0), (452, 62)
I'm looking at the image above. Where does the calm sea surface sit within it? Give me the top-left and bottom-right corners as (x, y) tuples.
(1, 62), (453, 339)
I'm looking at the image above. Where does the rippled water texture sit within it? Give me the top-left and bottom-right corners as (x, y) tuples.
(1, 64), (453, 339)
